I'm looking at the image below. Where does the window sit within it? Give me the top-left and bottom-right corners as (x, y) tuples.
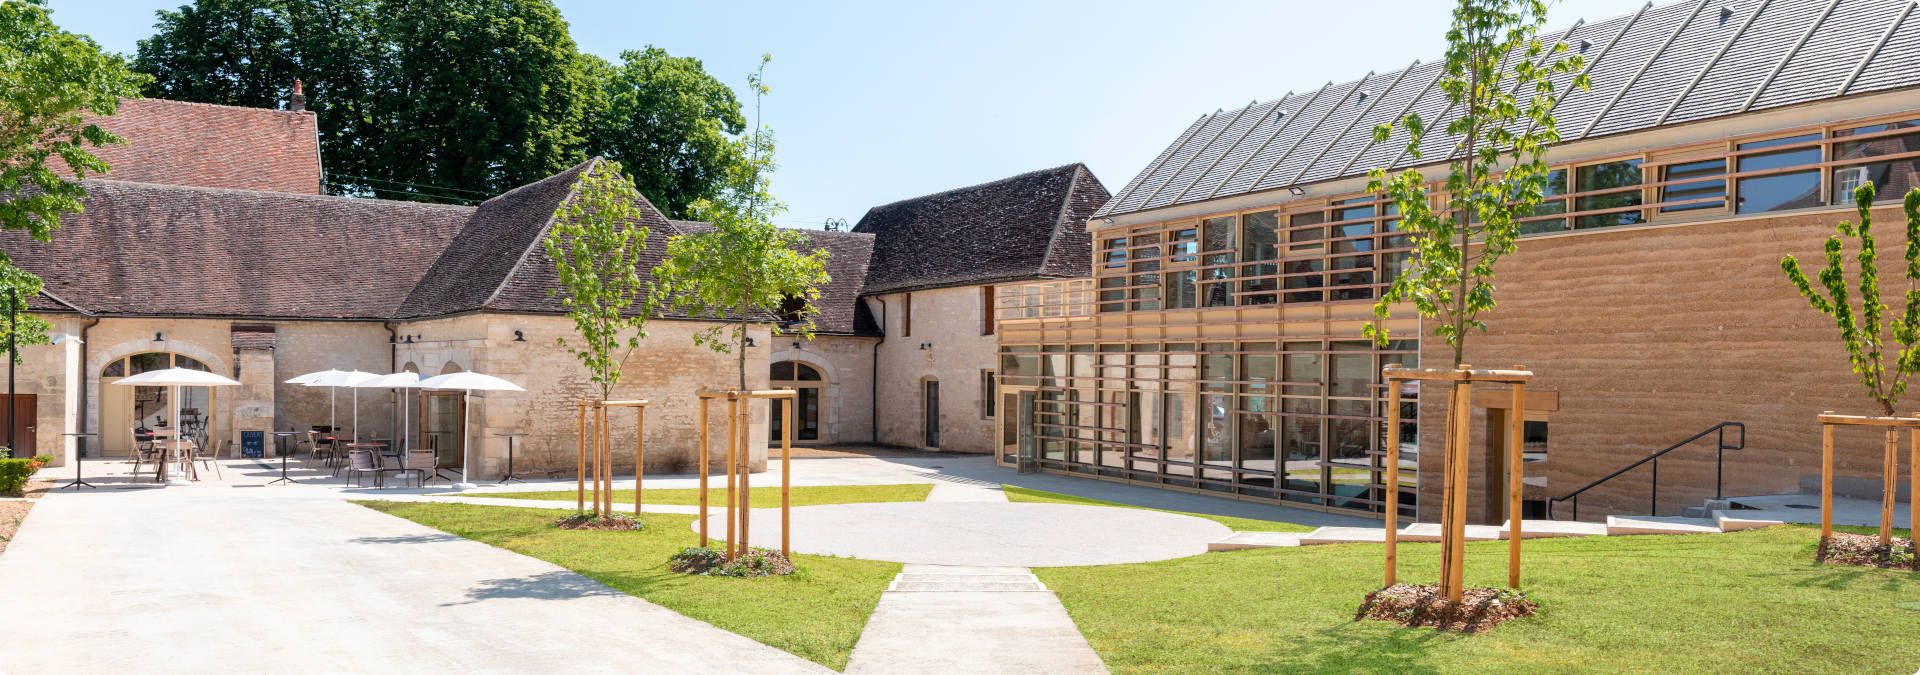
(1660, 159), (1727, 212)
(981, 370), (997, 418)
(1163, 227), (1199, 309)
(1238, 211), (1279, 305)
(1163, 270), (1198, 309)
(1331, 198), (1376, 253)
(1736, 133), (1822, 214)
(1129, 234), (1161, 311)
(902, 293), (912, 337)
(1574, 159), (1644, 229)
(1521, 168), (1570, 233)
(1201, 216), (1237, 308)
(980, 286), (995, 335)
(1831, 118), (1920, 203)
(1098, 238), (1127, 313)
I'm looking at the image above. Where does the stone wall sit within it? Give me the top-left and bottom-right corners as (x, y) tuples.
(394, 314), (773, 479)
(1419, 204), (1920, 522)
(870, 285), (1000, 453)
(769, 334), (877, 446)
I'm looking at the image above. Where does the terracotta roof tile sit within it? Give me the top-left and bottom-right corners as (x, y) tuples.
(852, 164), (1107, 295)
(79, 98), (323, 195)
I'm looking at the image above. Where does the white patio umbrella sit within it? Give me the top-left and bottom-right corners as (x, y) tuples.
(352, 371), (423, 453)
(114, 367), (240, 485)
(417, 371), (524, 489)
(284, 369), (348, 442)
(302, 370), (379, 444)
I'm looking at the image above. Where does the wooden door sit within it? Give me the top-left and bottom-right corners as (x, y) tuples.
(2, 393), (35, 457)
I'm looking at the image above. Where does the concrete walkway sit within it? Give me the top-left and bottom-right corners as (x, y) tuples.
(844, 479), (1106, 674)
(0, 487), (825, 674)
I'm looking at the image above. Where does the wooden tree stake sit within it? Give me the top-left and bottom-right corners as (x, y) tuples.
(782, 396), (793, 558)
(725, 395), (739, 562)
(635, 405), (645, 515)
(1383, 382), (1401, 587)
(1881, 428), (1897, 548)
(576, 403), (586, 513)
(698, 398), (709, 547)
(1508, 381), (1526, 589)
(1820, 418), (1834, 559)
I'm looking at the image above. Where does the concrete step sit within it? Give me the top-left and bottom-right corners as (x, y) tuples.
(1298, 526), (1387, 545)
(1712, 510), (1787, 532)
(1499, 519), (1609, 539)
(1208, 531), (1305, 551)
(1397, 523), (1503, 542)
(888, 581), (1049, 592)
(888, 571), (1046, 592)
(1605, 515), (1723, 536)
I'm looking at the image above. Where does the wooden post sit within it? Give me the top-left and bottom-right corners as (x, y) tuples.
(725, 395), (739, 562)
(1881, 428), (1897, 548)
(1384, 382), (1403, 578)
(698, 398), (709, 547)
(1819, 416), (1834, 559)
(1446, 375), (1473, 603)
(601, 404), (613, 518)
(783, 395), (793, 559)
(635, 405), (645, 515)
(739, 397), (752, 556)
(576, 403), (586, 513)
(1507, 381), (1526, 589)
(1911, 425), (1919, 570)
(1436, 382), (1457, 597)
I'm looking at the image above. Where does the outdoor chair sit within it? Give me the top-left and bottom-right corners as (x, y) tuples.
(304, 430), (332, 466)
(343, 449), (381, 488)
(385, 449), (435, 488)
(191, 438), (223, 480)
(129, 427), (159, 475)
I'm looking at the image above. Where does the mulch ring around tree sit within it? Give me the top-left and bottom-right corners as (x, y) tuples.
(551, 513), (644, 531)
(669, 546), (796, 577)
(1356, 583), (1540, 633)
(1819, 532), (1917, 570)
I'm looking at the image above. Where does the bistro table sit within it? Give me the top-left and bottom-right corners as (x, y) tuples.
(495, 433), (527, 484)
(149, 430), (198, 483)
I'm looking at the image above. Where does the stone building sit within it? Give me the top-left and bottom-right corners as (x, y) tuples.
(995, 0), (1920, 521)
(2, 96), (1105, 479)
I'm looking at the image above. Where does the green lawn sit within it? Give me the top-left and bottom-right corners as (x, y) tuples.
(1036, 524), (1920, 673)
(356, 501), (898, 670)
(1001, 485), (1316, 532)
(488, 483), (933, 507)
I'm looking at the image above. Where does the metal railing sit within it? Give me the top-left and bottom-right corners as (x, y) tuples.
(1547, 422), (1745, 521)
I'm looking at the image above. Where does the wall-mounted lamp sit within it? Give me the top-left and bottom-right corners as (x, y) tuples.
(1101, 217), (1114, 224)
(1288, 187), (1306, 196)
(744, 337), (757, 348)
(403, 335), (415, 344)
(512, 330), (526, 342)
(152, 331), (165, 342)
(919, 342), (933, 350)
(791, 341), (802, 350)
(49, 334), (82, 345)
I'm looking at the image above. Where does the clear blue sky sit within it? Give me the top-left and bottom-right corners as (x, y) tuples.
(50, 0), (1641, 228)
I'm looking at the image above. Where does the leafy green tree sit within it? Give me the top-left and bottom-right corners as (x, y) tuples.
(582, 47), (747, 219)
(1781, 184), (1920, 417)
(375, 0), (592, 197)
(1363, 0), (1586, 366)
(0, 0), (147, 359)
(654, 56), (830, 391)
(544, 159), (653, 402)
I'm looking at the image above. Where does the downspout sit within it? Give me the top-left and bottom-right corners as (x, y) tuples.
(383, 321), (398, 440)
(871, 297), (886, 445)
(77, 315), (100, 453)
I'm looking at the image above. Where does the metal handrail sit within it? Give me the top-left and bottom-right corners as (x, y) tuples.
(1547, 422), (1745, 520)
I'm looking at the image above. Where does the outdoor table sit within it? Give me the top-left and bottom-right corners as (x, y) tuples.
(495, 433), (527, 484)
(269, 431), (299, 485)
(151, 435), (197, 483)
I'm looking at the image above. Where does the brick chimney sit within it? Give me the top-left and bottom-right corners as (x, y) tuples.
(289, 79), (306, 112)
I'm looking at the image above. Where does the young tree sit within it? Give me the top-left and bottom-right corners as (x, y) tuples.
(0, 0), (148, 358)
(544, 159), (654, 402)
(1363, 0), (1586, 365)
(653, 55), (830, 391)
(1780, 184), (1920, 417)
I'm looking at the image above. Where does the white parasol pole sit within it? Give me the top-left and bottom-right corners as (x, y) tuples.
(460, 392), (473, 488)
(168, 383), (188, 486)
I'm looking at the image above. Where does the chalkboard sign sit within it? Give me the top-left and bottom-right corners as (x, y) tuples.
(241, 431), (265, 458)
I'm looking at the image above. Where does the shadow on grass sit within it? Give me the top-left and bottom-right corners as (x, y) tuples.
(1252, 621), (1450, 673)
(442, 570), (625, 606)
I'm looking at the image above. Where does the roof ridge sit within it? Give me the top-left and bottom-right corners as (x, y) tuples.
(476, 157), (602, 312)
(1036, 164), (1089, 276)
(121, 96), (314, 118)
(81, 177), (478, 212)
(855, 162), (1086, 221)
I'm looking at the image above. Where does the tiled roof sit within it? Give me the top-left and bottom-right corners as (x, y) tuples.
(79, 98), (323, 195)
(230, 325), (276, 349)
(791, 229), (879, 336)
(1, 180), (472, 319)
(852, 163), (1109, 295)
(394, 159), (601, 318)
(1098, 0), (1920, 218)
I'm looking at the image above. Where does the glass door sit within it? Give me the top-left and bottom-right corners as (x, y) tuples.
(421, 391), (465, 473)
(923, 380), (941, 448)
(998, 386), (1038, 472)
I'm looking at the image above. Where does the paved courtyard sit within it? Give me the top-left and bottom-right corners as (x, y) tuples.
(0, 450), (1359, 673)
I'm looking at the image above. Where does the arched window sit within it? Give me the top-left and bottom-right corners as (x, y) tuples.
(99, 352), (217, 456)
(769, 361), (822, 441)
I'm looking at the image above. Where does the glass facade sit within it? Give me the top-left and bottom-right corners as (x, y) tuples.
(999, 339), (1419, 516)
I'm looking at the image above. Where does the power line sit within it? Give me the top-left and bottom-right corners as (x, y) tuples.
(328, 173), (495, 197)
